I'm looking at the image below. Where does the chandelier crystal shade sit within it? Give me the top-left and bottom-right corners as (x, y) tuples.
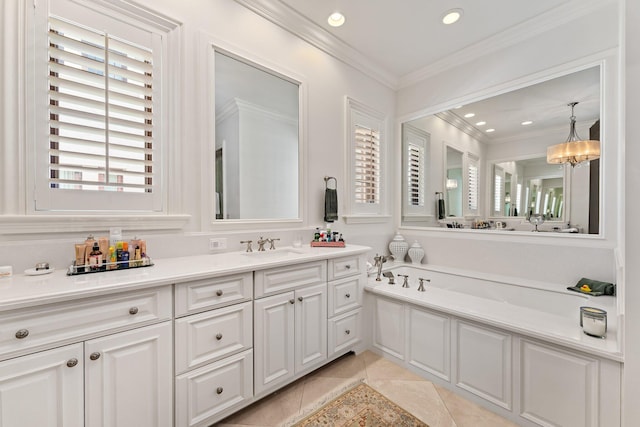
(547, 102), (600, 167)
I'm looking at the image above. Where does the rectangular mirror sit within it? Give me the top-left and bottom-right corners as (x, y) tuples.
(401, 65), (600, 234)
(214, 50), (300, 221)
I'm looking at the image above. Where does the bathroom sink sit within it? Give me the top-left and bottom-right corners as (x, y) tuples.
(241, 248), (305, 259)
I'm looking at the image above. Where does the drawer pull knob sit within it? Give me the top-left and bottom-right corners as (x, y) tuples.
(345, 293), (351, 298)
(216, 290), (223, 296)
(216, 333), (223, 340)
(66, 358), (78, 368)
(216, 387), (223, 394)
(298, 296), (304, 302)
(289, 299), (295, 304)
(345, 264), (351, 269)
(89, 352), (101, 361)
(345, 329), (351, 335)
(15, 329), (29, 339)
(129, 307), (139, 315)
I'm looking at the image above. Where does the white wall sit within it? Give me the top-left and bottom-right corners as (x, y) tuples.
(0, 0), (397, 271)
(624, 0), (639, 424)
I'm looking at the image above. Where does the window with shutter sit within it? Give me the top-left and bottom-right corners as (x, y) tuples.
(345, 98), (387, 220)
(48, 17), (153, 194)
(407, 142), (424, 207)
(354, 124), (380, 205)
(467, 154), (479, 215)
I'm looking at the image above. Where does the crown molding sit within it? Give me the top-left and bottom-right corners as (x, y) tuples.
(399, 0), (616, 88)
(232, 0), (398, 89)
(435, 111), (490, 144)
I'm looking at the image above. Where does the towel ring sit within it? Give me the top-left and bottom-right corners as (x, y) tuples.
(324, 176), (337, 190)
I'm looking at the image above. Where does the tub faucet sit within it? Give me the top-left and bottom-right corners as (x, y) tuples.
(382, 271), (395, 285)
(398, 274), (409, 288)
(417, 278), (430, 292)
(373, 254), (394, 281)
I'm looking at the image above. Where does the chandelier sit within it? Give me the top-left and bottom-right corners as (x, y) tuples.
(546, 102), (600, 167)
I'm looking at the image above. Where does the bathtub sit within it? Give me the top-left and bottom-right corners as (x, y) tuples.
(366, 263), (620, 361)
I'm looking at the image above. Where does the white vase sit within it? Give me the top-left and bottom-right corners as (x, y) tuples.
(408, 240), (425, 265)
(388, 232), (409, 262)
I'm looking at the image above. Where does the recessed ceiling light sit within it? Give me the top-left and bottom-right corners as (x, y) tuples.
(454, 105), (463, 109)
(521, 120), (533, 126)
(486, 128), (496, 133)
(464, 113), (475, 118)
(475, 121), (486, 126)
(328, 12), (345, 27)
(442, 8), (463, 25)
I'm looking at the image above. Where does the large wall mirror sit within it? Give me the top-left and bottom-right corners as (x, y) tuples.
(214, 50), (300, 220)
(401, 65), (601, 234)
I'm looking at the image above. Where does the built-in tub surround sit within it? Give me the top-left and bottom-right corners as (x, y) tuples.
(368, 264), (619, 360)
(366, 263), (621, 427)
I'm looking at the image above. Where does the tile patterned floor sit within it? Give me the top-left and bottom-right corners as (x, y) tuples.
(215, 350), (519, 427)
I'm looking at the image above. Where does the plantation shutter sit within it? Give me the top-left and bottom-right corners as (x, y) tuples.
(467, 155), (479, 214)
(354, 124), (380, 204)
(493, 166), (504, 215)
(407, 143), (424, 207)
(48, 17), (153, 193)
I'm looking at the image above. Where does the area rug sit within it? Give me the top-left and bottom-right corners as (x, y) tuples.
(289, 382), (429, 427)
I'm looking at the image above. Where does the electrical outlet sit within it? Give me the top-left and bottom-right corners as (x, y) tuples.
(209, 238), (227, 251)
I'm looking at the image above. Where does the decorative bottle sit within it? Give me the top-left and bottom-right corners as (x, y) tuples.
(408, 240), (425, 265)
(388, 232), (409, 262)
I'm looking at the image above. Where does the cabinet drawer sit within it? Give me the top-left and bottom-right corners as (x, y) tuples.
(328, 255), (364, 281)
(175, 273), (252, 317)
(176, 349), (253, 427)
(175, 302), (252, 374)
(328, 275), (362, 317)
(328, 309), (362, 356)
(0, 287), (171, 361)
(255, 261), (326, 298)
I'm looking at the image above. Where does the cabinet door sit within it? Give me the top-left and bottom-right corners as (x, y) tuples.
(85, 322), (172, 427)
(254, 292), (295, 396)
(295, 283), (327, 373)
(407, 306), (450, 381)
(0, 343), (84, 427)
(372, 296), (405, 360)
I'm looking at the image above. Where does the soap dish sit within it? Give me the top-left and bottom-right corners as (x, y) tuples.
(24, 267), (55, 276)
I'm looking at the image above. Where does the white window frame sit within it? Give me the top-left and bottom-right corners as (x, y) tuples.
(344, 97), (390, 224)
(0, 0), (188, 234)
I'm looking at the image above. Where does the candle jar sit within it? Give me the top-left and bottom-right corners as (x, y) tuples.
(580, 306), (607, 338)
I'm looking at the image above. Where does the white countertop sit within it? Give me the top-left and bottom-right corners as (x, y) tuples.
(0, 244), (370, 312)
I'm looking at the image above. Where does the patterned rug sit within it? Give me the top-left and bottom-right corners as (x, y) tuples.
(290, 382), (428, 427)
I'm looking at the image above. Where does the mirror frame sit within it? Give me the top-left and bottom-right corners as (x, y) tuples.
(397, 61), (608, 238)
(204, 40), (307, 230)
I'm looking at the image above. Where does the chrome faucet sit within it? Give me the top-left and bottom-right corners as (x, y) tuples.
(267, 238), (280, 250)
(256, 237), (268, 251)
(373, 253), (394, 281)
(398, 274), (409, 288)
(417, 277), (430, 292)
(240, 240), (253, 252)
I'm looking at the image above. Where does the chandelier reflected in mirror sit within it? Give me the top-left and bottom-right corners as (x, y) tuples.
(547, 102), (600, 167)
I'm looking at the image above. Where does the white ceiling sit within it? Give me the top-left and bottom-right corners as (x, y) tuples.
(233, 0), (601, 142)
(277, 0), (569, 79)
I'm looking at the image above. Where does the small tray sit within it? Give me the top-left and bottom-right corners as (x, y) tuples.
(310, 241), (345, 248)
(67, 257), (153, 276)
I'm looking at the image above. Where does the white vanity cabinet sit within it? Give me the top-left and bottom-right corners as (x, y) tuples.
(174, 273), (254, 427)
(327, 255), (365, 357)
(0, 287), (173, 427)
(254, 262), (327, 396)
(0, 343), (84, 427)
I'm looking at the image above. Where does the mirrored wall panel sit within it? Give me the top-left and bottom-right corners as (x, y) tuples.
(401, 66), (600, 234)
(214, 50), (300, 220)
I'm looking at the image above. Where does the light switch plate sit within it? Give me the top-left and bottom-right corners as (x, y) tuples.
(209, 238), (227, 251)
